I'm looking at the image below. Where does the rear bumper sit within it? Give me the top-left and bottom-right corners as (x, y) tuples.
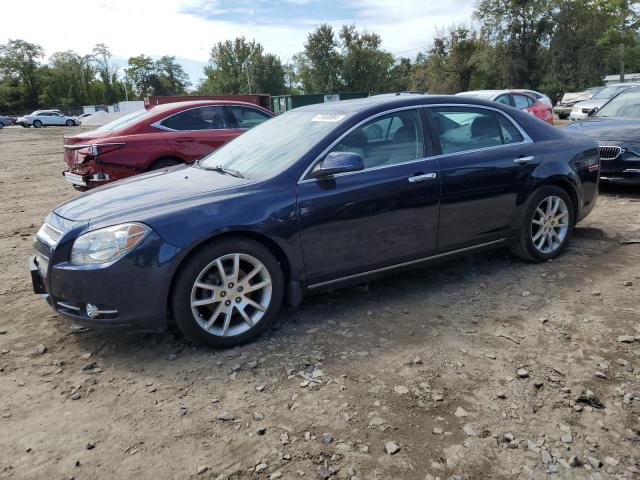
(62, 171), (110, 187)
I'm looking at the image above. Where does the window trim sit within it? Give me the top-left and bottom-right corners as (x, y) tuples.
(298, 103), (532, 184)
(151, 105), (242, 132)
(299, 106), (429, 183)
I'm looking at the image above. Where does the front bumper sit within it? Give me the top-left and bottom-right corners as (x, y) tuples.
(30, 229), (182, 332)
(599, 153), (640, 184)
(553, 106), (572, 116)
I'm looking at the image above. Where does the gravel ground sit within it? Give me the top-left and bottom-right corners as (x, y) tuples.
(0, 125), (639, 480)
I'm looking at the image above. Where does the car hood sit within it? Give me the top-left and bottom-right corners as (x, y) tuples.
(54, 165), (252, 223)
(564, 117), (640, 144)
(573, 99), (608, 110)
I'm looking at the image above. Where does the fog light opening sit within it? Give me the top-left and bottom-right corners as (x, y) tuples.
(85, 303), (118, 319)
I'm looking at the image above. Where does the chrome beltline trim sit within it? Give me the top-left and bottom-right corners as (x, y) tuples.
(306, 238), (506, 289)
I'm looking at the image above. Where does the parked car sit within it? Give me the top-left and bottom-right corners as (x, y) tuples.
(0, 115), (11, 128)
(565, 86), (640, 184)
(62, 100), (274, 190)
(569, 83), (640, 121)
(510, 89), (553, 107)
(455, 90), (553, 124)
(17, 110), (80, 128)
(30, 95), (599, 347)
(554, 87), (603, 119)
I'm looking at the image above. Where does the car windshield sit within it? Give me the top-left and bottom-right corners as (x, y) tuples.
(596, 89), (640, 118)
(593, 86), (628, 99)
(93, 109), (155, 132)
(198, 111), (348, 178)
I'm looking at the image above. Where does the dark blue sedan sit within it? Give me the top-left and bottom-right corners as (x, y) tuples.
(31, 95), (600, 347)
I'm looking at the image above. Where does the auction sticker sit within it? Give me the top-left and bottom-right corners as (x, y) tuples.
(311, 114), (345, 122)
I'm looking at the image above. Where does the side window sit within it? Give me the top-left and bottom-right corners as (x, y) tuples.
(160, 106), (228, 131)
(496, 113), (524, 144)
(227, 106), (270, 129)
(328, 109), (424, 169)
(431, 107), (503, 154)
(496, 95), (511, 106)
(513, 94), (533, 109)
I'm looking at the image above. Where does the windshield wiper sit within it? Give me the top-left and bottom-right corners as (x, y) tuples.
(195, 160), (245, 178)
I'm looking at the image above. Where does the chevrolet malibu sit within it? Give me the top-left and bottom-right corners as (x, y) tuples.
(30, 95), (600, 347)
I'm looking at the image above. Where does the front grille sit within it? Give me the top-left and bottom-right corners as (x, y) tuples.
(599, 146), (623, 161)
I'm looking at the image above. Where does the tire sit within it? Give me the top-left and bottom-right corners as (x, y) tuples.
(66, 119), (74, 126)
(33, 120), (42, 128)
(558, 113), (569, 120)
(148, 157), (181, 171)
(509, 185), (575, 262)
(171, 238), (284, 348)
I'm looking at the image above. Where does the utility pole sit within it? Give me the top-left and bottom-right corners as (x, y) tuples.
(620, 1), (627, 83)
(244, 60), (252, 94)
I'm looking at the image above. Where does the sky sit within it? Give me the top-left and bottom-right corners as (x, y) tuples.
(2, 0), (476, 85)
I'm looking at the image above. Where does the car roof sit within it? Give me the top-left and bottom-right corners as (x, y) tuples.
(604, 82), (640, 87)
(294, 94), (516, 115)
(149, 100), (270, 114)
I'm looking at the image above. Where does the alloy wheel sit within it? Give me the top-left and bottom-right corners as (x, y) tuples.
(531, 195), (569, 254)
(190, 253), (272, 337)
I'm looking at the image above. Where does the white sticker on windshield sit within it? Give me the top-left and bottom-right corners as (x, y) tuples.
(311, 114), (345, 122)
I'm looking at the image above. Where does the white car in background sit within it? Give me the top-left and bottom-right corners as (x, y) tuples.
(569, 83), (640, 121)
(16, 110), (81, 128)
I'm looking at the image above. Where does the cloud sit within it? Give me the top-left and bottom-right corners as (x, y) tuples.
(1, 0), (476, 83)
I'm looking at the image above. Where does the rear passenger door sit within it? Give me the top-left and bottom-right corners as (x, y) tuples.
(160, 106), (238, 162)
(428, 106), (540, 252)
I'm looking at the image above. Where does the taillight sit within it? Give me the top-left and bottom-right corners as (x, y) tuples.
(78, 143), (126, 159)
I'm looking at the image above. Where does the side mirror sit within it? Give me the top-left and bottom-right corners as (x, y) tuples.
(312, 151), (364, 178)
(587, 107), (599, 117)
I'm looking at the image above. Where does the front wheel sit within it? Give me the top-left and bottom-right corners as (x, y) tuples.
(171, 238), (284, 348)
(66, 119), (74, 126)
(509, 186), (575, 262)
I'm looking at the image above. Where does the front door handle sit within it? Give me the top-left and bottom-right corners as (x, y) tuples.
(175, 137), (195, 143)
(514, 155), (534, 165)
(408, 172), (437, 183)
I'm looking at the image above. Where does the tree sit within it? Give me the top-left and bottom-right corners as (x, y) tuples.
(125, 54), (156, 98)
(92, 43), (118, 104)
(197, 37), (284, 95)
(0, 39), (44, 110)
(154, 55), (190, 95)
(339, 25), (394, 92)
(475, 0), (555, 87)
(411, 26), (485, 93)
(295, 24), (341, 93)
(40, 51), (97, 108)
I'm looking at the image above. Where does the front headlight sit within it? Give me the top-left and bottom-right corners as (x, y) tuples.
(70, 223), (149, 264)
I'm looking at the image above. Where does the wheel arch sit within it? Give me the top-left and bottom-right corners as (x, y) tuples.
(165, 230), (293, 325)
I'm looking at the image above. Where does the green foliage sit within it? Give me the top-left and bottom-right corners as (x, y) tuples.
(1, 2), (640, 113)
(196, 37), (285, 95)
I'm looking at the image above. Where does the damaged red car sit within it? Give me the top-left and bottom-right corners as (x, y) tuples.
(63, 100), (274, 190)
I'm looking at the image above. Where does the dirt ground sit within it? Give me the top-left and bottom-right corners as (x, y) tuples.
(0, 125), (639, 480)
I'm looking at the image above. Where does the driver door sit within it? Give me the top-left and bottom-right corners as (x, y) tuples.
(296, 108), (440, 286)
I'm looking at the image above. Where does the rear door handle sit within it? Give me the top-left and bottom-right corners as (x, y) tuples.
(175, 137), (195, 143)
(408, 173), (437, 183)
(514, 156), (534, 165)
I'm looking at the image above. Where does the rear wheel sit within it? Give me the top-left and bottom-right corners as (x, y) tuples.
(509, 185), (575, 262)
(33, 120), (42, 128)
(171, 238), (284, 348)
(148, 157), (181, 171)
